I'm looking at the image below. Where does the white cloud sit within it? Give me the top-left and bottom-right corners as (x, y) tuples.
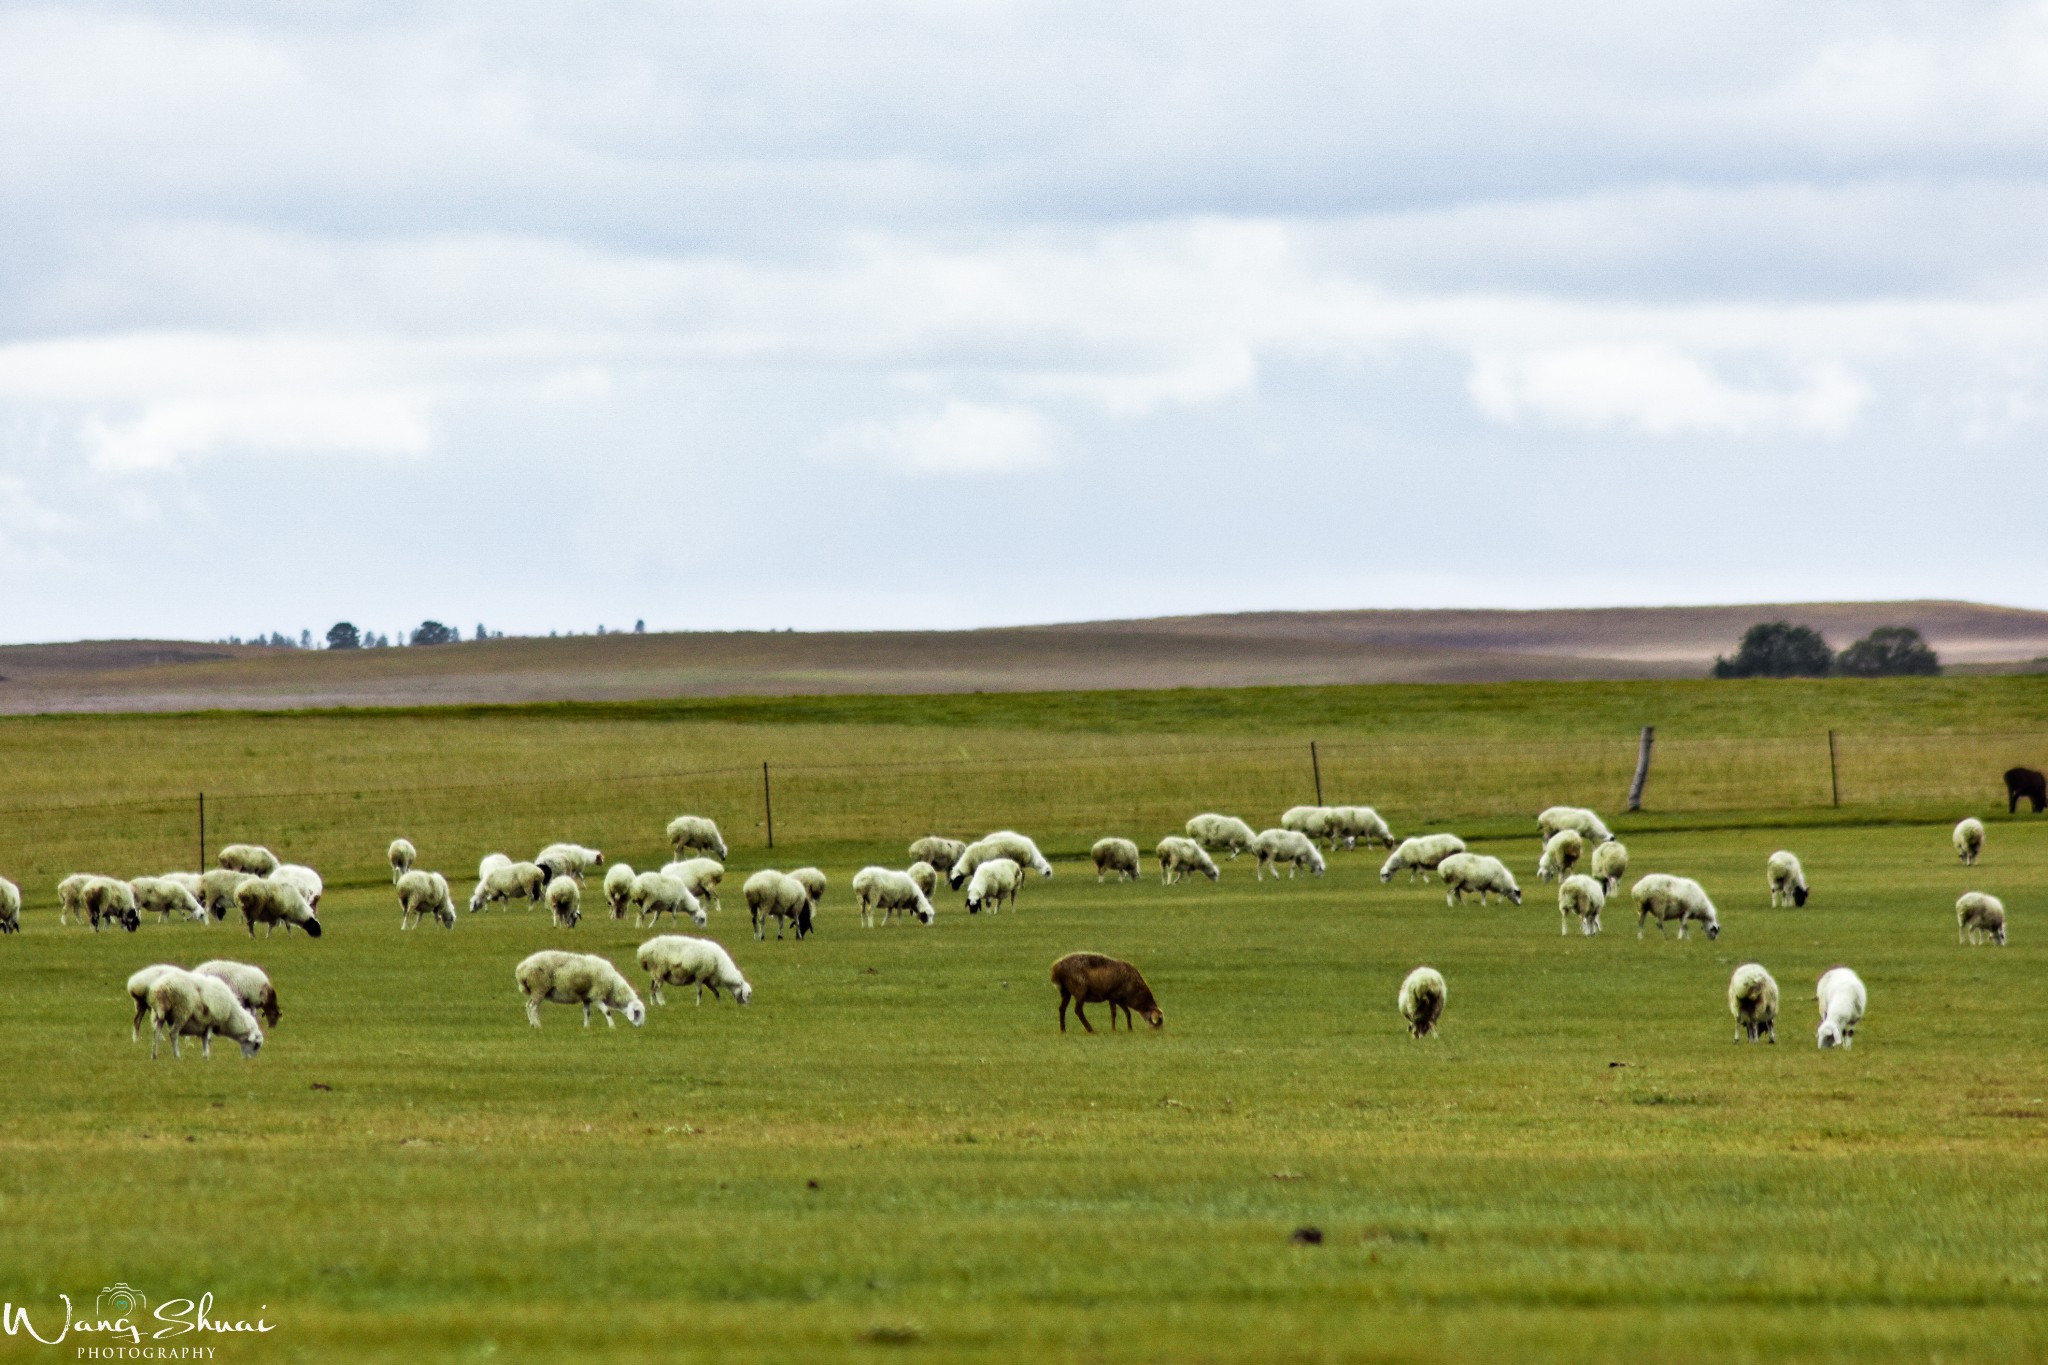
(818, 400), (1058, 475)
(1467, 345), (1870, 436)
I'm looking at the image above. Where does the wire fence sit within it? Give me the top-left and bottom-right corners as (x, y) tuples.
(1, 731), (2040, 894)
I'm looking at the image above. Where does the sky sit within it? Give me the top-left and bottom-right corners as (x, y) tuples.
(3, 1), (2047, 642)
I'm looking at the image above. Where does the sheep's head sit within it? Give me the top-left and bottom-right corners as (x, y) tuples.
(733, 980), (754, 1005)
(915, 901), (935, 925)
(300, 915), (323, 938)
(964, 889), (982, 913)
(690, 905), (708, 927)
(1703, 919), (1720, 940)
(1793, 885), (1809, 907)
(624, 999), (646, 1026)
(1993, 923), (2009, 945)
(1202, 864), (1220, 882)
(1817, 1020), (1843, 1049)
(236, 1028), (264, 1058)
(1142, 1005), (1164, 1028)
(1508, 887), (1523, 906)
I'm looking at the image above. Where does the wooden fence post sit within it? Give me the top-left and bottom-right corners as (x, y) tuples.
(1828, 730), (1840, 808)
(1626, 727), (1655, 812)
(762, 762), (775, 848)
(197, 792), (205, 871)
(1310, 741), (1323, 806)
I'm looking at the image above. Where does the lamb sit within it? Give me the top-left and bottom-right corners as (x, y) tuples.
(0, 875), (16, 934)
(1728, 963), (1779, 1043)
(396, 869), (457, 929)
(1328, 806), (1396, 850)
(1155, 836), (1220, 885)
(535, 843), (604, 882)
(545, 874), (583, 928)
(1815, 966), (1866, 1049)
(130, 876), (205, 924)
(1954, 818), (1985, 866)
(789, 867), (828, 911)
(269, 863), (324, 911)
(948, 832), (1054, 888)
(81, 876), (140, 933)
(514, 950), (646, 1029)
(126, 964), (185, 1041)
(1956, 891), (2008, 946)
(1090, 837), (1142, 882)
(388, 838), (417, 884)
(1590, 840), (1629, 895)
(2005, 766), (2046, 814)
(1185, 813), (1257, 859)
(1631, 874), (1720, 941)
(744, 869), (813, 940)
(661, 858), (725, 914)
(629, 872), (707, 928)
(1536, 830), (1583, 883)
(1251, 828), (1326, 881)
(851, 866), (934, 927)
(235, 877), (322, 938)
(198, 869), (251, 922)
(217, 844), (280, 875)
(1050, 952), (1163, 1032)
(1536, 807), (1613, 846)
(667, 815), (728, 860)
(469, 861), (547, 913)
(1766, 851), (1810, 907)
(1282, 805), (1349, 850)
(906, 861), (939, 898)
(192, 959), (282, 1028)
(1378, 834), (1466, 883)
(965, 857), (1023, 914)
(147, 968), (263, 1059)
(908, 836), (967, 872)
(1398, 966), (1447, 1038)
(638, 935), (753, 1006)
(1438, 852), (1523, 907)
(603, 862), (637, 919)
(1557, 874), (1606, 935)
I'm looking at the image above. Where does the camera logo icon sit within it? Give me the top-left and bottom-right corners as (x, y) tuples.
(95, 1283), (147, 1318)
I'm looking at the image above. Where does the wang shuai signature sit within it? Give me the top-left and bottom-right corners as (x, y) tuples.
(2, 1284), (274, 1347)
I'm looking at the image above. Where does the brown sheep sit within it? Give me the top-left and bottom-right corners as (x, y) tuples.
(2006, 766), (2047, 814)
(1050, 952), (1163, 1033)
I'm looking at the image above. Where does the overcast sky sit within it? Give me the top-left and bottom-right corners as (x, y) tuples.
(3, 1), (2046, 642)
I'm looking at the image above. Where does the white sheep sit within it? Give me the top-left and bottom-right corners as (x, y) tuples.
(1398, 966), (1447, 1038)
(744, 869), (813, 940)
(1251, 828), (1326, 881)
(1766, 851), (1810, 907)
(1591, 840), (1629, 895)
(1438, 852), (1523, 907)
(908, 836), (967, 872)
(0, 875), (17, 934)
(545, 874), (583, 928)
(1558, 873), (1605, 935)
(130, 876), (206, 924)
(1536, 830), (1583, 883)
(662, 858), (725, 914)
(638, 935), (754, 1006)
(388, 838), (417, 884)
(1328, 806), (1396, 850)
(949, 832), (1054, 888)
(1378, 834), (1466, 884)
(195, 869), (251, 922)
(217, 844), (280, 875)
(147, 967), (263, 1059)
(536, 843), (604, 882)
(789, 867), (828, 911)
(667, 815), (729, 860)
(57, 873), (90, 926)
(630, 872), (707, 928)
(965, 857), (1023, 914)
(514, 950), (645, 1029)
(1957, 892), (2008, 946)
(1155, 836), (1220, 885)
(126, 963), (185, 1041)
(851, 867), (934, 927)
(470, 861), (547, 913)
(1816, 966), (1867, 1049)
(1091, 837), (1142, 882)
(81, 876), (140, 933)
(157, 871), (205, 901)
(1631, 874), (1720, 941)
(269, 863), (324, 911)
(1185, 814), (1257, 859)
(1954, 818), (1985, 866)
(478, 852), (512, 883)
(397, 869), (456, 929)
(1282, 805), (1349, 850)
(191, 959), (282, 1028)
(1728, 963), (1779, 1043)
(236, 877), (322, 938)
(603, 862), (638, 919)
(906, 861), (939, 899)
(1536, 807), (1613, 846)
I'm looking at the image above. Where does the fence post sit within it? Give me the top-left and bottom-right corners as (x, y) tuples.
(762, 761), (775, 848)
(1310, 741), (1323, 806)
(197, 792), (205, 870)
(1827, 730), (1840, 808)
(1626, 727), (1655, 812)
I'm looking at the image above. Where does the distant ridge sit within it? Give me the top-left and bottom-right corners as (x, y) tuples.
(1, 600), (2043, 714)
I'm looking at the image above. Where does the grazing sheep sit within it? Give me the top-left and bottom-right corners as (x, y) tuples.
(2006, 766), (2047, 814)
(235, 877), (322, 939)
(1631, 874), (1720, 941)
(744, 869), (814, 940)
(545, 874), (583, 928)
(126, 963), (184, 1041)
(661, 857), (725, 914)
(965, 857), (1023, 914)
(1590, 840), (1629, 895)
(1185, 813), (1258, 859)
(789, 867), (828, 911)
(949, 832), (1054, 889)
(478, 852), (512, 882)
(469, 861), (547, 913)
(1282, 805), (1349, 850)
(1251, 828), (1326, 881)
(1050, 952), (1163, 1033)
(198, 869), (250, 922)
(269, 863), (324, 912)
(1957, 891), (2008, 946)
(1378, 834), (1466, 884)
(1815, 966), (1867, 1049)
(58, 873), (90, 926)
(131, 876), (206, 924)
(1155, 836), (1220, 885)
(1536, 806), (1613, 846)
(218, 844), (280, 876)
(851, 867), (934, 927)
(906, 861), (939, 899)
(1728, 963), (1779, 1043)
(157, 871), (205, 901)
(81, 876), (140, 933)
(1558, 874), (1606, 935)
(638, 935), (753, 1006)
(1438, 852), (1523, 907)
(388, 838), (417, 884)
(629, 872), (707, 928)
(397, 869), (457, 929)
(1954, 818), (1985, 866)
(1766, 851), (1810, 907)
(0, 875), (17, 934)
(1398, 966), (1447, 1038)
(536, 843), (604, 883)
(1328, 805), (1396, 850)
(603, 862), (637, 919)
(147, 968), (263, 1059)
(1536, 829), (1583, 883)
(908, 836), (967, 872)
(514, 950), (645, 1029)
(667, 815), (729, 860)
(1091, 837), (1142, 882)
(192, 959), (282, 1028)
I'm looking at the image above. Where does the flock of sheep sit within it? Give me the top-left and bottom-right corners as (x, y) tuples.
(6, 798), (2014, 1057)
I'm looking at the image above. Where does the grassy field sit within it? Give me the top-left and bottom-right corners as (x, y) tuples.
(2, 679), (2046, 1363)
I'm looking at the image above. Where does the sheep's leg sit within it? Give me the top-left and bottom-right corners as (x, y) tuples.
(132, 998), (148, 1041)
(1072, 1000), (1094, 1034)
(599, 1003), (616, 1029)
(1766, 1023), (1776, 1044)
(581, 1001), (592, 1028)
(525, 997), (542, 1029)
(150, 1018), (164, 1059)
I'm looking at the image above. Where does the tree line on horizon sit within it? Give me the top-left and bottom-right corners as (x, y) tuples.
(1713, 622), (1941, 678)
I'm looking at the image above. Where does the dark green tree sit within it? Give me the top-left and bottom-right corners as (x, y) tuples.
(1835, 626), (1940, 677)
(1712, 621), (1833, 678)
(326, 622), (361, 650)
(412, 620), (457, 646)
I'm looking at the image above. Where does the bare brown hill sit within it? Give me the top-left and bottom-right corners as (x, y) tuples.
(1, 600), (2042, 714)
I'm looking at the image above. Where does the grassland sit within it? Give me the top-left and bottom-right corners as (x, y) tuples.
(1, 678), (2046, 1363)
